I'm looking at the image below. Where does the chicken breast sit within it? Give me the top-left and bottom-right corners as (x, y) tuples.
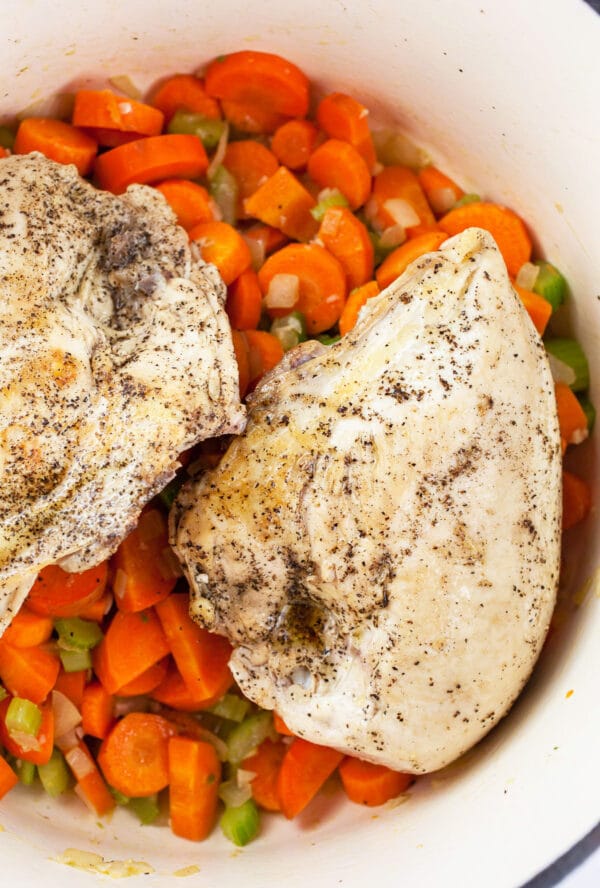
(173, 228), (561, 773)
(0, 153), (244, 633)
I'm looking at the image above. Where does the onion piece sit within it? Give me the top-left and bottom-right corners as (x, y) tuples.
(52, 690), (82, 739)
(242, 234), (266, 272)
(516, 261), (540, 290)
(8, 730), (41, 753)
(65, 744), (95, 781)
(379, 224), (407, 249)
(108, 75), (142, 100)
(237, 768), (257, 787)
(428, 186), (458, 215)
(372, 129), (430, 170)
(55, 726), (83, 753)
(547, 353), (577, 388)
(206, 121), (230, 180)
(218, 778), (253, 808)
(264, 274), (300, 310)
(383, 198), (420, 228)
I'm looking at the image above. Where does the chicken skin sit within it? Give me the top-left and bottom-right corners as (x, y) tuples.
(173, 228), (561, 773)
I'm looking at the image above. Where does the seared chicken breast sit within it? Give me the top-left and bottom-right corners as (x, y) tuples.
(0, 153), (244, 632)
(173, 228), (561, 773)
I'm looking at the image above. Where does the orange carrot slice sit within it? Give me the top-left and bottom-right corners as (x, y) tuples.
(114, 658), (169, 697)
(370, 166), (437, 237)
(243, 738), (287, 811)
(155, 178), (217, 230)
(112, 508), (178, 614)
(513, 283), (553, 335)
(243, 166), (318, 243)
(93, 608), (170, 695)
(338, 756), (413, 806)
(205, 51), (310, 119)
(26, 562), (108, 618)
(223, 140), (279, 218)
(14, 117), (97, 176)
(54, 668), (87, 708)
(438, 201), (532, 277)
(149, 74), (221, 123)
(555, 382), (588, 446)
(562, 470), (592, 530)
(226, 268), (263, 330)
(68, 740), (115, 816)
(277, 738), (344, 819)
(417, 165), (464, 215)
(0, 642), (60, 704)
(0, 754), (18, 800)
(244, 330), (286, 389)
(273, 712), (294, 736)
(98, 712), (176, 797)
(81, 681), (115, 740)
(72, 90), (164, 146)
(339, 280), (381, 336)
(168, 736), (221, 840)
(375, 230), (447, 289)
(307, 139), (372, 210)
(316, 92), (377, 171)
(220, 100), (287, 135)
(94, 134), (208, 194)
(2, 608), (53, 648)
(271, 119), (319, 170)
(189, 220), (252, 286)
(317, 206), (374, 290)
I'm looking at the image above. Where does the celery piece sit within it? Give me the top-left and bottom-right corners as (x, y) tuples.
(368, 229), (396, 267)
(168, 111), (226, 151)
(208, 164), (238, 225)
(38, 748), (69, 797)
(577, 394), (596, 432)
(110, 786), (131, 806)
(55, 617), (103, 652)
(17, 760), (37, 786)
(129, 794), (160, 825)
(544, 338), (589, 392)
(270, 311), (308, 352)
(533, 260), (567, 312)
(310, 188), (349, 222)
(220, 798), (260, 847)
(0, 126), (14, 150)
(227, 711), (273, 764)
(158, 475), (185, 510)
(317, 333), (341, 346)
(453, 193), (481, 208)
(209, 694), (251, 724)
(59, 647), (92, 673)
(6, 698), (42, 737)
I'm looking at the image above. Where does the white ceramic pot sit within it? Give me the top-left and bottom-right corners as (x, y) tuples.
(1, 1), (598, 885)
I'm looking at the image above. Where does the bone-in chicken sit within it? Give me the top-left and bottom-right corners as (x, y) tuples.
(0, 153), (244, 633)
(173, 228), (561, 773)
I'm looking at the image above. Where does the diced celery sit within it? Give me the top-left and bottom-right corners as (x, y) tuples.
(453, 193), (481, 208)
(158, 475), (185, 510)
(270, 311), (308, 352)
(59, 648), (92, 673)
(577, 394), (596, 432)
(310, 188), (349, 221)
(544, 338), (589, 392)
(220, 798), (260, 847)
(208, 164), (238, 225)
(0, 125), (14, 150)
(209, 694), (251, 724)
(109, 786), (131, 806)
(38, 748), (69, 797)
(6, 698), (42, 737)
(317, 333), (341, 346)
(129, 794), (160, 825)
(227, 711), (273, 764)
(16, 760), (37, 786)
(533, 260), (567, 312)
(368, 229), (396, 266)
(167, 111), (226, 150)
(55, 617), (103, 652)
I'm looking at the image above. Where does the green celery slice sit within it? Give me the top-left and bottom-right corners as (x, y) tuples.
(129, 794), (160, 825)
(16, 760), (37, 786)
(59, 648), (92, 673)
(453, 193), (481, 208)
(55, 617), (103, 652)
(208, 164), (238, 225)
(38, 748), (69, 797)
(577, 394), (596, 432)
(310, 188), (349, 221)
(227, 711), (273, 764)
(220, 798), (260, 846)
(270, 311), (308, 352)
(209, 694), (252, 723)
(544, 338), (589, 392)
(167, 111), (226, 150)
(5, 698), (42, 737)
(533, 260), (567, 312)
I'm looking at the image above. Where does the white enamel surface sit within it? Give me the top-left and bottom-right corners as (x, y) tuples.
(1, 1), (599, 886)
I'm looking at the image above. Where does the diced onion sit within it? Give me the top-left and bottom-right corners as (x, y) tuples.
(516, 261), (540, 290)
(383, 198), (420, 228)
(55, 726), (83, 753)
(113, 569), (128, 602)
(547, 353), (577, 388)
(207, 121), (230, 180)
(264, 274), (300, 310)
(428, 186), (458, 215)
(379, 225), (407, 249)
(65, 745), (95, 781)
(108, 75), (142, 100)
(52, 690), (82, 739)
(218, 779), (253, 808)
(364, 196), (382, 232)
(242, 234), (266, 272)
(8, 730), (41, 753)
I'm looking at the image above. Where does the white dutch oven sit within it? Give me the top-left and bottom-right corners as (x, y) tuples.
(0, 1), (598, 885)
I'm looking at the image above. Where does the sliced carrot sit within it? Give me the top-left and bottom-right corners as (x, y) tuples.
(438, 201), (532, 277)
(317, 206), (374, 290)
(417, 165), (464, 215)
(188, 220), (252, 286)
(277, 738), (344, 819)
(98, 712), (176, 797)
(26, 561), (108, 618)
(0, 754), (18, 800)
(205, 51), (310, 119)
(513, 282), (553, 335)
(243, 222), (289, 256)
(115, 657), (168, 697)
(76, 591), (112, 623)
(375, 230), (447, 289)
(69, 740), (115, 816)
(338, 757), (413, 806)
(316, 92), (376, 171)
(92, 608), (170, 695)
(562, 470), (592, 530)
(243, 737), (287, 811)
(81, 681), (115, 740)
(155, 594), (233, 705)
(307, 139), (372, 211)
(54, 668), (87, 708)
(112, 508), (178, 614)
(226, 268), (263, 330)
(231, 329), (251, 399)
(223, 140), (279, 218)
(149, 74), (221, 124)
(220, 100), (287, 135)
(273, 711), (294, 736)
(258, 242), (347, 334)
(0, 147), (9, 160)
(244, 330), (285, 389)
(152, 661), (218, 712)
(168, 736), (221, 841)
(155, 178), (217, 231)
(72, 90), (164, 146)
(339, 280), (381, 336)
(271, 119), (319, 171)
(243, 166), (318, 243)
(13, 117), (97, 176)
(555, 382), (588, 446)
(0, 642), (60, 704)
(94, 134), (208, 194)
(0, 698), (54, 765)
(2, 607), (53, 648)
(370, 165), (437, 237)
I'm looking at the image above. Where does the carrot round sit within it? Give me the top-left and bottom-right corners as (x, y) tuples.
(417, 165), (464, 215)
(244, 330), (285, 388)
(376, 230), (447, 289)
(338, 757), (413, 806)
(94, 134), (208, 194)
(258, 243), (347, 334)
(98, 712), (176, 797)
(371, 165), (437, 237)
(243, 738), (287, 811)
(81, 681), (115, 740)
(54, 668), (87, 708)
(0, 698), (54, 765)
(562, 470), (592, 530)
(243, 223), (289, 257)
(220, 100), (287, 135)
(149, 74), (221, 124)
(555, 382), (588, 446)
(317, 206), (374, 290)
(26, 562), (108, 618)
(168, 736), (221, 841)
(316, 92), (376, 171)
(155, 178), (217, 231)
(112, 507), (178, 614)
(277, 738), (344, 819)
(0, 755), (18, 801)
(152, 661), (220, 712)
(223, 140), (279, 218)
(92, 608), (170, 695)
(72, 90), (164, 145)
(307, 139), (372, 210)
(205, 50), (310, 119)
(271, 119), (319, 170)
(114, 657), (169, 697)
(513, 282), (552, 335)
(339, 280), (381, 337)
(438, 201), (532, 277)
(226, 268), (263, 330)
(2, 608), (53, 648)
(13, 117), (97, 176)
(189, 220), (252, 286)
(231, 329), (251, 399)
(0, 642), (60, 704)
(243, 166), (318, 243)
